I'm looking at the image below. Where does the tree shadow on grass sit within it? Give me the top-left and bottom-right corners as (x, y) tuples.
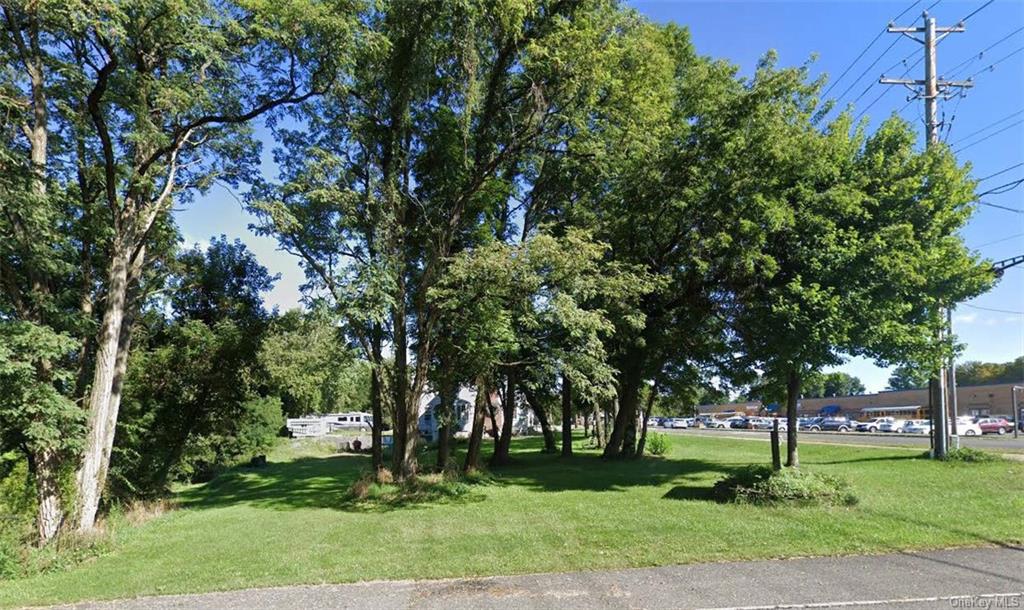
(177, 454), (367, 512)
(489, 436), (747, 496)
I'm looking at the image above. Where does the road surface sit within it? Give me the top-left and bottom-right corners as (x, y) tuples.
(50, 546), (1024, 609)
(667, 427), (1024, 453)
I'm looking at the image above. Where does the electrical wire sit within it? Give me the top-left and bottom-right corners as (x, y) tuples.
(959, 0), (995, 24)
(978, 179), (1024, 198)
(963, 303), (1024, 315)
(953, 119), (1024, 153)
(978, 200), (1024, 214)
(972, 232), (1024, 249)
(945, 25), (1024, 79)
(822, 0), (923, 100)
(977, 163), (1024, 183)
(950, 109), (1024, 145)
(965, 45), (1024, 81)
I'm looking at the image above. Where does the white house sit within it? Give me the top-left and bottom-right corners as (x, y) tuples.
(417, 387), (536, 442)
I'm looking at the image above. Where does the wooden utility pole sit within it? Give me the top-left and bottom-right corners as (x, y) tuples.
(879, 11), (972, 459)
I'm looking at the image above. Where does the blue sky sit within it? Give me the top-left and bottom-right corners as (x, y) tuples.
(175, 0), (1024, 393)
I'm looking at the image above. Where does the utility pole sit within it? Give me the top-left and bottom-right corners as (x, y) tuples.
(879, 11), (972, 458)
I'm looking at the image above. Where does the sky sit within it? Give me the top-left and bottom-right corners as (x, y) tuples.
(174, 0), (1024, 394)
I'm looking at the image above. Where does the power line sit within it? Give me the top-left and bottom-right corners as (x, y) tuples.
(822, 0), (923, 100)
(959, 0), (995, 24)
(834, 37), (905, 108)
(965, 45), (1024, 81)
(945, 25), (1024, 79)
(953, 119), (1024, 153)
(978, 178), (1024, 198)
(977, 163), (1024, 183)
(978, 200), (1024, 214)
(972, 232), (1024, 249)
(963, 303), (1024, 315)
(950, 109), (1024, 145)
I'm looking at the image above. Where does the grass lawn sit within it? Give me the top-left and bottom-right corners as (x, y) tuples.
(2, 434), (1022, 607)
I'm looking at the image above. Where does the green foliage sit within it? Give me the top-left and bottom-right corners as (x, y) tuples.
(940, 447), (1002, 463)
(260, 309), (371, 416)
(713, 465), (858, 507)
(112, 239), (277, 498)
(801, 372), (866, 398)
(645, 432), (668, 456)
(0, 456), (33, 579)
(0, 322), (82, 458)
(886, 364), (931, 391)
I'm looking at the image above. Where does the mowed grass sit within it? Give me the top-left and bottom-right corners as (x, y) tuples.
(2, 434), (1022, 607)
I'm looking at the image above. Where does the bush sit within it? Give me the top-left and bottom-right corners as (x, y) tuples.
(646, 432), (669, 456)
(941, 447), (1002, 463)
(344, 469), (484, 509)
(713, 465), (858, 507)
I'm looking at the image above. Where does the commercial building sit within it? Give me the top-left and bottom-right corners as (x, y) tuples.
(697, 381), (1023, 420)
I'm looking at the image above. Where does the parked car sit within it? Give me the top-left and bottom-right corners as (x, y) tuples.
(855, 417), (892, 433)
(665, 417), (689, 429)
(728, 417), (748, 429)
(799, 417), (824, 431)
(818, 417), (857, 432)
(879, 419), (907, 433)
(903, 419), (931, 434)
(705, 418), (728, 429)
(745, 417), (771, 430)
(646, 417), (659, 428)
(953, 417), (981, 436)
(976, 417), (1014, 435)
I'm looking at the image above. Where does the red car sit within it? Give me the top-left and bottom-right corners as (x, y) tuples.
(976, 417), (1014, 435)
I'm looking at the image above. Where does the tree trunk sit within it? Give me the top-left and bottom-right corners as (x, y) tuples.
(635, 383), (657, 458)
(523, 387), (557, 453)
(436, 378), (455, 471)
(463, 377), (488, 472)
(370, 327), (384, 472)
(390, 282), (417, 478)
(785, 369), (800, 468)
(491, 369), (516, 466)
(583, 410), (590, 439)
(76, 243), (133, 531)
(560, 374), (573, 457)
(603, 367), (642, 459)
(32, 448), (63, 544)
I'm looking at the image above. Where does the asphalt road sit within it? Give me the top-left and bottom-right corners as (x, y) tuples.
(666, 427), (1024, 453)
(51, 546), (1024, 609)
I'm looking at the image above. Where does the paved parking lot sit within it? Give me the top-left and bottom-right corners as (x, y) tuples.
(666, 426), (1024, 453)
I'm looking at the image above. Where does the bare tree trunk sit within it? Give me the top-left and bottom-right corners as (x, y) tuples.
(523, 387), (556, 453)
(560, 374), (573, 457)
(463, 377), (488, 472)
(583, 410), (590, 439)
(785, 369), (801, 468)
(603, 367), (641, 459)
(370, 327), (384, 471)
(390, 280), (417, 478)
(491, 368), (516, 466)
(436, 378), (455, 471)
(31, 448), (63, 544)
(75, 243), (132, 531)
(635, 383), (657, 458)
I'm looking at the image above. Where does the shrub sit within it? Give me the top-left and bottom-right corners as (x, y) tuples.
(344, 468), (480, 510)
(713, 465), (857, 507)
(941, 447), (1002, 463)
(646, 432), (669, 456)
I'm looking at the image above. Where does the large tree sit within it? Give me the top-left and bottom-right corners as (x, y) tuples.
(251, 0), (647, 477)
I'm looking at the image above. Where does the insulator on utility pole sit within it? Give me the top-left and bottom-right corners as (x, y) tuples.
(879, 11), (973, 459)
